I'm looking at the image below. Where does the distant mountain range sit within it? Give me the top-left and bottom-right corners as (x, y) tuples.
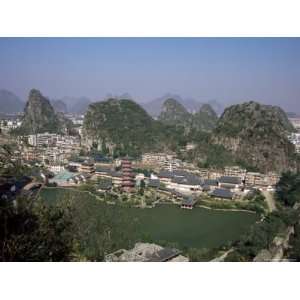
(0, 89), (24, 114)
(141, 94), (224, 117)
(58, 96), (92, 114)
(51, 99), (68, 114)
(0, 89), (93, 115)
(5, 86), (297, 172)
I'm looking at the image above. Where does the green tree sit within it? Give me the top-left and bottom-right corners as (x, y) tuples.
(276, 172), (300, 207)
(288, 224), (300, 261)
(139, 179), (145, 195)
(0, 196), (75, 261)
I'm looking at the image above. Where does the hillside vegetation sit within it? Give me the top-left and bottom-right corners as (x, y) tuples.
(84, 99), (162, 157)
(212, 101), (296, 173)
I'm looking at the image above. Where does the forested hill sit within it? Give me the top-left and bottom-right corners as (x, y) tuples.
(158, 98), (191, 127)
(83, 99), (167, 157)
(158, 98), (218, 132)
(191, 103), (218, 131)
(212, 101), (297, 173)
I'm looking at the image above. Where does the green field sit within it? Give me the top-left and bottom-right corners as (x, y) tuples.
(40, 187), (259, 251)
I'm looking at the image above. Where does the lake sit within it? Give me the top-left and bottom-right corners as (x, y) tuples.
(40, 187), (259, 250)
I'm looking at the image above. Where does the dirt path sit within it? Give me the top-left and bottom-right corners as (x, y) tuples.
(211, 248), (234, 262)
(262, 190), (276, 212)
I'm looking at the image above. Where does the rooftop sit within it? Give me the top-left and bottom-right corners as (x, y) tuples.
(148, 179), (160, 188)
(182, 196), (197, 206)
(218, 176), (241, 185)
(203, 179), (219, 186)
(211, 188), (233, 199)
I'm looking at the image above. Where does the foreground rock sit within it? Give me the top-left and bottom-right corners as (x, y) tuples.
(105, 243), (189, 262)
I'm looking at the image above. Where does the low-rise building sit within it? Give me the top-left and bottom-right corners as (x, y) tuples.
(181, 196), (197, 209)
(218, 176), (243, 191)
(224, 166), (246, 179)
(211, 188), (234, 200)
(245, 171), (280, 187)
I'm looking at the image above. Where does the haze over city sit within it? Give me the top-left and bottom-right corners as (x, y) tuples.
(0, 37), (299, 112)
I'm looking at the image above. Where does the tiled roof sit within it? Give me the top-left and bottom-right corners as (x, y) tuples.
(211, 188), (233, 199)
(158, 170), (174, 178)
(95, 166), (112, 173)
(148, 179), (160, 188)
(203, 179), (219, 186)
(172, 174), (202, 186)
(218, 176), (241, 185)
(182, 196), (197, 206)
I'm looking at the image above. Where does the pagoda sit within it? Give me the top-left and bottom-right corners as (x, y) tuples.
(121, 158), (134, 192)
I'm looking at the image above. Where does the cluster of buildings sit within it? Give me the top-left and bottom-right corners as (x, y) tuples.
(289, 117), (300, 132)
(49, 158), (136, 191)
(288, 132), (300, 153)
(141, 152), (183, 171)
(65, 114), (84, 136)
(27, 133), (80, 148)
(46, 151), (280, 208)
(150, 169), (241, 200)
(19, 133), (81, 167)
(142, 165), (281, 209)
(0, 115), (22, 133)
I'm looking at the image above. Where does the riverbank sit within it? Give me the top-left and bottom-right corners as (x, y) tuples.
(197, 204), (256, 214)
(42, 185), (258, 214)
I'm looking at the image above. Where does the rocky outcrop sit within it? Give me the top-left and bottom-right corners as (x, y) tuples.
(19, 89), (73, 135)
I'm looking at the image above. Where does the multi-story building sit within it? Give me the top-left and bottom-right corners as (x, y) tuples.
(288, 132), (300, 153)
(121, 159), (134, 192)
(289, 118), (300, 131)
(245, 171), (280, 187)
(224, 166), (247, 179)
(0, 117), (22, 132)
(79, 162), (95, 173)
(142, 152), (173, 165)
(27, 133), (57, 147)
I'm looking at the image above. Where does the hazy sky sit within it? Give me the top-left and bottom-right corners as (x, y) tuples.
(0, 38), (299, 111)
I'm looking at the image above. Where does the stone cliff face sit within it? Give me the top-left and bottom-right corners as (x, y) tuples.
(213, 101), (296, 173)
(19, 89), (73, 135)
